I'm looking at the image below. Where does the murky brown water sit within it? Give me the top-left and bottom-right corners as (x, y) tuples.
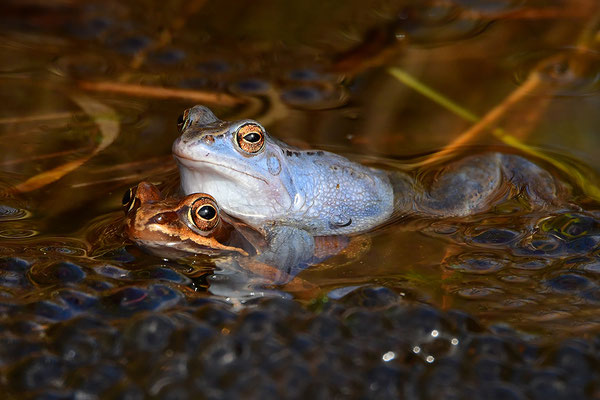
(2, 0), (600, 398)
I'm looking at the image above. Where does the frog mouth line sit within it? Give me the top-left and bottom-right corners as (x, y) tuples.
(173, 153), (269, 185)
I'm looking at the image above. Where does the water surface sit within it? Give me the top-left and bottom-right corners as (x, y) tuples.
(1, 0), (600, 397)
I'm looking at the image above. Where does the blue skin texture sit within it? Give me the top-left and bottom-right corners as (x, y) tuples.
(173, 106), (564, 242)
(173, 106), (395, 237)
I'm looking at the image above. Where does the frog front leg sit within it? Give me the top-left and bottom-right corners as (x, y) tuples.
(212, 227), (354, 299)
(210, 257), (320, 301)
(258, 225), (316, 276)
(212, 226), (322, 299)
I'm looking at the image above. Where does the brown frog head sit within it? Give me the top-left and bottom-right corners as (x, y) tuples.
(122, 182), (262, 258)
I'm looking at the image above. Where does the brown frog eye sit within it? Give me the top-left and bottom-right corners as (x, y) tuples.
(122, 187), (139, 214)
(236, 123), (265, 154)
(189, 196), (219, 231)
(177, 109), (190, 133)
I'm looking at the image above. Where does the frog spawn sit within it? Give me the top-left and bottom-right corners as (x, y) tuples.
(2, 216), (600, 397)
(425, 210), (600, 331)
(4, 280), (600, 399)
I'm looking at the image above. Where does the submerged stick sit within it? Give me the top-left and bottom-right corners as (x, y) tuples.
(13, 95), (120, 192)
(0, 112), (77, 125)
(78, 81), (245, 106)
(389, 67), (544, 165)
(388, 3), (600, 198)
(387, 66), (600, 200)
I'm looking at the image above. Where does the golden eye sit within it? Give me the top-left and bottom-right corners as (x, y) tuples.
(177, 109), (190, 133)
(122, 187), (139, 214)
(236, 123), (265, 154)
(189, 196), (219, 231)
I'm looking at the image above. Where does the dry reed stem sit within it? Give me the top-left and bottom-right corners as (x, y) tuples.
(78, 80), (245, 106)
(0, 148), (93, 167)
(12, 95), (119, 193)
(421, 74), (542, 166)
(423, 1), (600, 166)
(0, 112), (77, 125)
(465, 7), (591, 21)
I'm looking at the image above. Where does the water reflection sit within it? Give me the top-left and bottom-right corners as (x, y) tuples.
(0, 205), (30, 221)
(512, 48), (600, 96)
(1, 0), (600, 396)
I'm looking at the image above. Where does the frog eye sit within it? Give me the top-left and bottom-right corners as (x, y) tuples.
(235, 123), (265, 154)
(122, 187), (139, 214)
(177, 109), (190, 133)
(189, 196), (219, 231)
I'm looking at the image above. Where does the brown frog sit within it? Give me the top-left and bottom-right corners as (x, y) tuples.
(122, 182), (364, 297)
(123, 181), (258, 259)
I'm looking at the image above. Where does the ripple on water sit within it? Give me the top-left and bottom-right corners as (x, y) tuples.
(3, 284), (600, 397)
(495, 298), (537, 310)
(108, 35), (153, 55)
(95, 264), (130, 280)
(456, 287), (504, 299)
(52, 53), (112, 78)
(39, 245), (86, 257)
(280, 84), (349, 110)
(428, 222), (459, 235)
(393, 2), (493, 46)
(64, 16), (113, 39)
(511, 48), (600, 96)
(579, 259), (600, 274)
(56, 288), (99, 311)
(196, 60), (231, 74)
(149, 48), (187, 65)
(469, 228), (521, 246)
(287, 68), (323, 81)
(28, 261), (87, 286)
(124, 314), (175, 353)
(516, 234), (599, 258)
(447, 253), (508, 274)
(498, 275), (531, 284)
(229, 78), (271, 95)
(515, 212), (600, 257)
(539, 212), (599, 239)
(32, 300), (73, 322)
(9, 354), (64, 391)
(452, 0), (523, 13)
(0, 257), (31, 272)
(0, 257), (31, 293)
(510, 259), (550, 271)
(545, 273), (594, 293)
(129, 267), (191, 285)
(0, 205), (30, 221)
(0, 228), (38, 239)
(100, 284), (182, 317)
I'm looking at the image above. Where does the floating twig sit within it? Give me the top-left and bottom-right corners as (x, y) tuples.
(78, 80), (245, 106)
(13, 94), (120, 192)
(0, 112), (77, 125)
(387, 66), (600, 200)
